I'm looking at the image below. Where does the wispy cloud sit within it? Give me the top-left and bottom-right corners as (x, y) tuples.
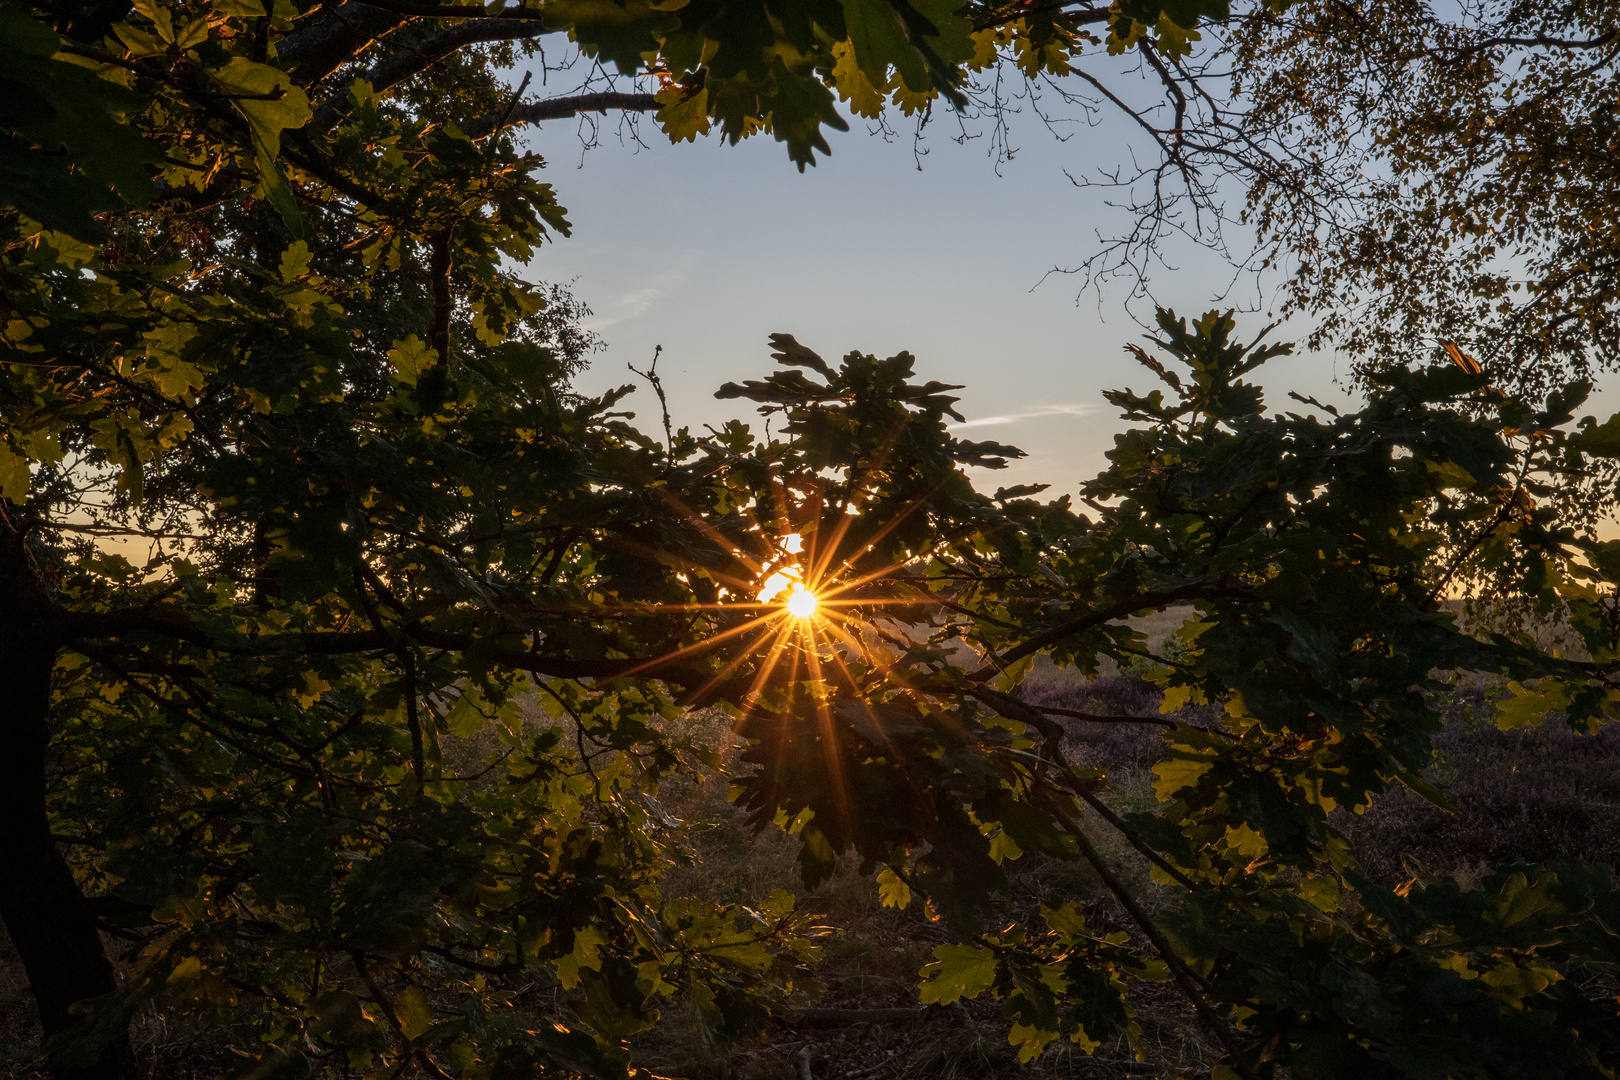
(947, 403), (1093, 430)
(583, 259), (695, 332)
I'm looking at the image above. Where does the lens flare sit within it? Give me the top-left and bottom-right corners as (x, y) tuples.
(784, 584), (818, 619)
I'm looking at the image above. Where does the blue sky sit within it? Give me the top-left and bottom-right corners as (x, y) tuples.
(518, 99), (1354, 494)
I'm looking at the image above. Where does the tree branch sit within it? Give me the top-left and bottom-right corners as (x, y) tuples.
(462, 91), (662, 140)
(312, 19), (556, 131)
(969, 583), (1225, 680)
(1039, 792), (1261, 1080)
(278, 1), (409, 88)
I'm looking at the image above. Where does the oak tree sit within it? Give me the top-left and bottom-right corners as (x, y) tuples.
(5, 1), (1620, 1078)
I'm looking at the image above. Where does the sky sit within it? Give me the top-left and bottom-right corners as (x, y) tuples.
(515, 90), (1358, 495)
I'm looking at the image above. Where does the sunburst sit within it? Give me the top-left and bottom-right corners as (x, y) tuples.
(554, 473), (971, 833)
(784, 584), (818, 619)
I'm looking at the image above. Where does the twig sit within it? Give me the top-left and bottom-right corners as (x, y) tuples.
(404, 649), (425, 793)
(628, 345), (675, 468)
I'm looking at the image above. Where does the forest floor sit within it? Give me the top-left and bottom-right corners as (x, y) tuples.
(5, 606), (1620, 1078)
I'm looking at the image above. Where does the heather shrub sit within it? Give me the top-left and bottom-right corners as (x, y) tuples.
(1022, 674), (1224, 770)
(1347, 682), (1620, 883)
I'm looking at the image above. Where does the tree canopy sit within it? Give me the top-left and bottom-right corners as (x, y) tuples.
(3, 0), (1620, 1078)
(1028, 0), (1620, 394)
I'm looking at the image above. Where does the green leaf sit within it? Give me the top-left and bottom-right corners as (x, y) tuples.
(0, 6), (159, 238)
(251, 130), (304, 237)
(211, 57), (310, 234)
(767, 56), (850, 170)
(844, 0), (927, 90)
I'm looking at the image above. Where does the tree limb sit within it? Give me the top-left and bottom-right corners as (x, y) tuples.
(463, 91), (663, 140)
(278, 1), (409, 88)
(312, 19), (557, 130)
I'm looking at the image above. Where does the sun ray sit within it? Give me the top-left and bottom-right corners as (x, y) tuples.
(644, 488), (774, 579)
(822, 645), (901, 757)
(802, 623), (853, 835)
(736, 618), (801, 711)
(612, 608), (786, 678)
(682, 616), (793, 705)
(813, 558), (919, 601)
(800, 421), (921, 587)
(803, 482), (939, 592)
(813, 610), (972, 738)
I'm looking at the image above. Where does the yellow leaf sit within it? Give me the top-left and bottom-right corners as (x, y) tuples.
(889, 81), (935, 116)
(830, 41), (884, 118)
(279, 239), (312, 282)
(918, 943), (996, 1005)
(1151, 752), (1212, 801)
(967, 26), (1006, 71)
(1224, 824), (1266, 859)
(1041, 901), (1087, 941)
(994, 652), (1035, 693)
(555, 925), (605, 989)
(655, 87), (711, 143)
(394, 985), (434, 1041)
(876, 865), (912, 909)
(1480, 963), (1551, 997)
(987, 826), (1024, 864)
(1497, 679), (1571, 730)
(1299, 874), (1340, 912)
(1160, 684), (1204, 713)
(388, 335), (436, 387)
(1009, 1021), (1060, 1062)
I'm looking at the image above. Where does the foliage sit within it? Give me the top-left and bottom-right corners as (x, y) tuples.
(1225, 0), (1620, 392)
(4, 1), (1620, 1079)
(727, 310), (1620, 1078)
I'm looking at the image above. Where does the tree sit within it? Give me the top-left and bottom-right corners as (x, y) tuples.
(771, 312), (1620, 1079)
(5, 1), (1620, 1078)
(0, 0), (1210, 1072)
(1014, 0), (1620, 396)
(1230, 0), (1620, 392)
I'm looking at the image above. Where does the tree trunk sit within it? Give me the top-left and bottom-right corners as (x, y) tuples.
(0, 528), (133, 1079)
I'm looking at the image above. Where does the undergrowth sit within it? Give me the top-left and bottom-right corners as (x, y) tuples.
(5, 667), (1618, 1079)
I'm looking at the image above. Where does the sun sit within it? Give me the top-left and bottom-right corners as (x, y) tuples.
(784, 583), (819, 619)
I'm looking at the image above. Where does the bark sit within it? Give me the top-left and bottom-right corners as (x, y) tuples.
(0, 526), (132, 1080)
(277, 1), (406, 88)
(311, 18), (552, 131)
